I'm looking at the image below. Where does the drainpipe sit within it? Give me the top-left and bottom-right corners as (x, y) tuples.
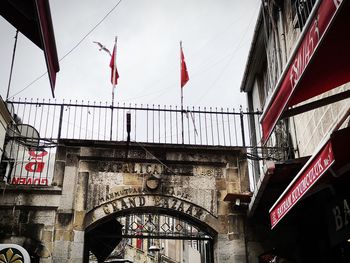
(272, 7), (283, 76)
(260, 0), (274, 92)
(264, 0), (283, 76)
(244, 218), (250, 263)
(278, 7), (288, 64)
(277, 4), (299, 158)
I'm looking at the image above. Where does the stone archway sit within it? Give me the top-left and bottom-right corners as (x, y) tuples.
(85, 194), (219, 235)
(53, 142), (249, 263)
(84, 204), (218, 263)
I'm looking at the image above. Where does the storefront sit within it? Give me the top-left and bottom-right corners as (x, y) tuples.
(268, 123), (350, 262)
(242, 0), (350, 262)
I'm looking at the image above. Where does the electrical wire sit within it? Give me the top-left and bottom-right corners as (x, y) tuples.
(9, 0), (123, 98)
(144, 4), (260, 105)
(194, 5), (260, 105)
(134, 140), (177, 176)
(89, 3), (261, 104)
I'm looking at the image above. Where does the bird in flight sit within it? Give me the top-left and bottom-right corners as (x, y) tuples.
(93, 41), (112, 56)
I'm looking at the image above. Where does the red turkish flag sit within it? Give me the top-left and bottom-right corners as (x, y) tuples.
(180, 45), (189, 88)
(109, 43), (119, 85)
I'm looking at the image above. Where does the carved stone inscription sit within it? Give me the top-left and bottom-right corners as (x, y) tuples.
(102, 195), (205, 220)
(97, 161), (223, 177)
(98, 162), (193, 176)
(99, 187), (190, 206)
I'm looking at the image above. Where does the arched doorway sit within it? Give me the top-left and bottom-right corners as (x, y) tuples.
(85, 208), (217, 263)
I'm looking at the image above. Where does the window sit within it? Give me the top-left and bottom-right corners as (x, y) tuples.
(136, 215), (143, 250)
(292, 0), (317, 29)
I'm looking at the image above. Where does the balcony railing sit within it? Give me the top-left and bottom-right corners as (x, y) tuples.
(293, 0), (317, 29)
(2, 99), (293, 187)
(7, 99), (260, 147)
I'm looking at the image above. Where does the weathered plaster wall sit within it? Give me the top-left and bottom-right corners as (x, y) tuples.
(0, 188), (61, 263)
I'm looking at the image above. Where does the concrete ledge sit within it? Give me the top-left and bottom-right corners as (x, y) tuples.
(0, 183), (62, 194)
(0, 192), (61, 208)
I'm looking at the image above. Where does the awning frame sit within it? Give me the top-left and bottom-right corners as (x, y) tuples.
(260, 0), (347, 143)
(260, 0), (322, 119)
(0, 0), (59, 97)
(269, 107), (350, 229)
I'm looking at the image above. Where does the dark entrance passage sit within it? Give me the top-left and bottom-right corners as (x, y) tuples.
(85, 213), (215, 263)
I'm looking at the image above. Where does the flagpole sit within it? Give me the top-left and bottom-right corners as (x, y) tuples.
(6, 30), (19, 100)
(110, 36), (117, 141)
(181, 85), (184, 144)
(180, 41), (184, 144)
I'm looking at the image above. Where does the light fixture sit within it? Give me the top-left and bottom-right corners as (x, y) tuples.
(235, 198), (241, 206)
(148, 245), (160, 252)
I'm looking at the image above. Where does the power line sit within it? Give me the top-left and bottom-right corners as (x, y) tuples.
(59, 0), (123, 61)
(9, 0), (123, 98)
(110, 3), (261, 104)
(194, 5), (260, 105)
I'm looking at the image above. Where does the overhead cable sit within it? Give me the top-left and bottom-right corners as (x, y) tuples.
(9, 0), (123, 98)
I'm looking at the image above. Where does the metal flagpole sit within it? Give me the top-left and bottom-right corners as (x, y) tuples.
(181, 84), (184, 144)
(6, 30), (19, 100)
(180, 41), (184, 144)
(110, 36), (117, 141)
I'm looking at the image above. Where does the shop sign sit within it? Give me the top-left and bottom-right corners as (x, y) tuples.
(10, 149), (55, 186)
(270, 141), (334, 228)
(327, 197), (350, 246)
(261, 0), (345, 143)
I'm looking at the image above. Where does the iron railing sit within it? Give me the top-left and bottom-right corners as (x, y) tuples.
(2, 99), (294, 187)
(7, 99), (260, 147)
(294, 0), (317, 29)
(117, 213), (211, 240)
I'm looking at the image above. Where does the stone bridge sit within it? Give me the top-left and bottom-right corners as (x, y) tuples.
(0, 140), (250, 263)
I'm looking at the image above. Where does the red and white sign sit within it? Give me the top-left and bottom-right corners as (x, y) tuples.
(10, 149), (55, 186)
(269, 141), (335, 228)
(261, 0), (345, 143)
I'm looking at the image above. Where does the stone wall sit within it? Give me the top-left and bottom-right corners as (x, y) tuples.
(0, 188), (61, 262)
(0, 141), (250, 263)
(292, 84), (350, 157)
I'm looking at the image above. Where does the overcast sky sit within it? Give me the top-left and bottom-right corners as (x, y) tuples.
(0, 0), (260, 109)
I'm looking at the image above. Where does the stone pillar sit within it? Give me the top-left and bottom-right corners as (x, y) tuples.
(72, 172), (89, 262)
(211, 160), (248, 263)
(53, 151), (79, 262)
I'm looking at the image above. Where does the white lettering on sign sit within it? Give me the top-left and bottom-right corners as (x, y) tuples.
(289, 17), (320, 89)
(270, 142), (334, 228)
(261, 0), (346, 143)
(333, 0), (343, 8)
(290, 158), (324, 203)
(333, 199), (350, 231)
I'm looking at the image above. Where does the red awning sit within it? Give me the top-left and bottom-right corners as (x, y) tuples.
(261, 0), (350, 143)
(0, 0), (59, 97)
(35, 0), (59, 96)
(269, 126), (350, 229)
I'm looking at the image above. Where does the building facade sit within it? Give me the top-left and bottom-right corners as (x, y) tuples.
(240, 0), (350, 262)
(0, 99), (256, 263)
